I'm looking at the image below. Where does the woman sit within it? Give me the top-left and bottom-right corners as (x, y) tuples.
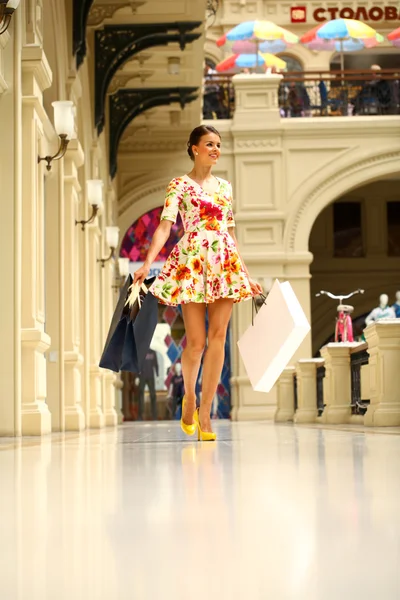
(133, 125), (262, 441)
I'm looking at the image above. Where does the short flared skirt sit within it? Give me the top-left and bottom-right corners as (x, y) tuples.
(149, 230), (253, 306)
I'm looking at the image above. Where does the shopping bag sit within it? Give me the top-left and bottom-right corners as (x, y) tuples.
(99, 276), (157, 373)
(237, 279), (310, 392)
(120, 290), (159, 373)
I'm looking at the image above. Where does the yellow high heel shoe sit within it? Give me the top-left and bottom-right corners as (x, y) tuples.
(193, 409), (217, 442)
(180, 396), (196, 436)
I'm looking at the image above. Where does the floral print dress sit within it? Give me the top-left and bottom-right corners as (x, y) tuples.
(149, 176), (253, 306)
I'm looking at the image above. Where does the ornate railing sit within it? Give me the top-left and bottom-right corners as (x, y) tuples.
(203, 69), (400, 119)
(350, 343), (370, 415)
(316, 365), (325, 416)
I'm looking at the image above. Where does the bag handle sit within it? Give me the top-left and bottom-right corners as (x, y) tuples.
(252, 293), (267, 327)
(125, 281), (149, 310)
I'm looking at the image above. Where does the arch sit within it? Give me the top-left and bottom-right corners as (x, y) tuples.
(117, 177), (171, 251)
(285, 148), (400, 253)
(277, 53), (304, 71)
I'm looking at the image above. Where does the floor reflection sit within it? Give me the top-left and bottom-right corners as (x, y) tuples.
(0, 422), (399, 599)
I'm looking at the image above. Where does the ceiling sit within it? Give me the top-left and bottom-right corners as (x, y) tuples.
(78, 0), (208, 187)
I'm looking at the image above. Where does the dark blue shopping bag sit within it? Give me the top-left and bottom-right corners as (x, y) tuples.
(99, 275), (158, 374)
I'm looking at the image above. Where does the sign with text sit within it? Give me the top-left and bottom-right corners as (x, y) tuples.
(290, 6), (307, 22)
(313, 6), (400, 22)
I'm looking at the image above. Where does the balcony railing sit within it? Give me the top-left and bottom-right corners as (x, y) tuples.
(203, 69), (400, 119)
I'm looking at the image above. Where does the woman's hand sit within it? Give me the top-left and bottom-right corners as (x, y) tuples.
(249, 278), (263, 296)
(133, 264), (150, 286)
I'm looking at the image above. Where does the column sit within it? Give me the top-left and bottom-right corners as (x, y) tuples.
(229, 74), (284, 420)
(275, 367), (295, 423)
(364, 321), (400, 426)
(319, 343), (352, 424)
(0, 16), (21, 435)
(101, 259), (118, 426)
(63, 141), (86, 430)
(87, 220), (105, 428)
(20, 46), (52, 435)
(294, 359), (324, 424)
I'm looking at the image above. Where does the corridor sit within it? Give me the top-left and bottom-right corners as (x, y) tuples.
(0, 421), (399, 600)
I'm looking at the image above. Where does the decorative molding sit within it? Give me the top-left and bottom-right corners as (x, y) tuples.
(25, 0), (43, 45)
(109, 86), (198, 178)
(235, 138), (279, 148)
(73, 0), (94, 67)
(230, 1), (257, 14)
(87, 2), (146, 26)
(108, 70), (153, 94)
(0, 33), (9, 96)
(95, 22), (202, 134)
(289, 150), (400, 251)
(119, 138), (186, 152)
(120, 182), (167, 214)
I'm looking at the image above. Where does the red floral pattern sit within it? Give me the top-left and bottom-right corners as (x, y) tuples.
(150, 176), (253, 305)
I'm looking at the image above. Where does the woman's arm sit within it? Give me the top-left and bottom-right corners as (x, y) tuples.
(133, 220), (173, 285)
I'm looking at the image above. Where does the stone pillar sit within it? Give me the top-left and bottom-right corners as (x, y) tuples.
(63, 141), (86, 430)
(364, 321), (400, 426)
(275, 367), (295, 423)
(319, 343), (352, 424)
(230, 74), (284, 421)
(0, 15), (21, 435)
(294, 359), (324, 424)
(20, 46), (52, 435)
(101, 259), (118, 427)
(87, 221), (105, 428)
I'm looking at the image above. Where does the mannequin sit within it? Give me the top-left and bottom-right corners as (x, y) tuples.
(365, 293), (396, 326)
(392, 291), (400, 318)
(335, 304), (354, 342)
(167, 363), (184, 420)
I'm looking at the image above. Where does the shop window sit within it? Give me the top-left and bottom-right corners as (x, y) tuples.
(333, 201), (363, 257)
(387, 201), (400, 256)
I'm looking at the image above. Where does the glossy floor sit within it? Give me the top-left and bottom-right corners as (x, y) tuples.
(1, 421), (400, 600)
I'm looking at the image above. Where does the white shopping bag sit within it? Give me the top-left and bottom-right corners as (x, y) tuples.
(238, 279), (310, 393)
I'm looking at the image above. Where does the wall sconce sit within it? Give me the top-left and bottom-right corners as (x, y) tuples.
(98, 226), (119, 268)
(0, 0), (20, 35)
(38, 101), (75, 171)
(168, 56), (180, 75)
(118, 257), (130, 278)
(113, 257), (130, 290)
(75, 180), (103, 231)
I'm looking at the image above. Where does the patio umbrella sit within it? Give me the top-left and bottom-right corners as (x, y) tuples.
(215, 53), (287, 73)
(388, 26), (400, 48)
(304, 36), (381, 53)
(217, 20), (298, 67)
(221, 39), (289, 55)
(301, 19), (383, 71)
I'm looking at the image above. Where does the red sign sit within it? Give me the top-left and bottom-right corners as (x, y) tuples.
(290, 6), (307, 23)
(313, 6), (400, 22)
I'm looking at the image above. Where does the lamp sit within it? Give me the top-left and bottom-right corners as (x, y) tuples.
(112, 257), (130, 290)
(168, 56), (180, 75)
(118, 257), (130, 278)
(0, 0), (20, 35)
(38, 101), (75, 171)
(75, 180), (103, 230)
(98, 226), (119, 267)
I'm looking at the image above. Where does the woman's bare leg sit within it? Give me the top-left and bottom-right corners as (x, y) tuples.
(200, 299), (234, 432)
(181, 303), (207, 425)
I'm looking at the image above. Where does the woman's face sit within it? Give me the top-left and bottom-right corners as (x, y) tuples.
(192, 133), (221, 166)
